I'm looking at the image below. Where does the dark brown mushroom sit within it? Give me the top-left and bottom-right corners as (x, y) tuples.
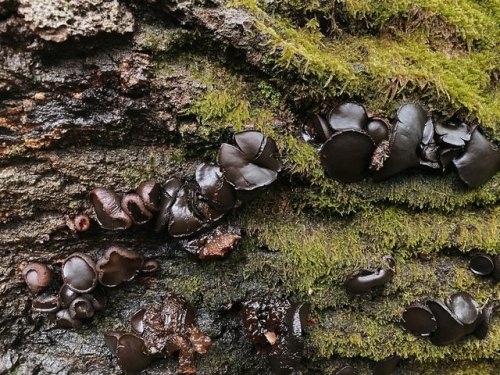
(419, 119), (441, 169)
(165, 184), (207, 237)
(469, 253), (494, 276)
(402, 304), (437, 336)
(435, 121), (471, 148)
(121, 193), (153, 225)
(111, 333), (152, 375)
(444, 292), (481, 333)
(366, 118), (390, 144)
(374, 103), (428, 181)
(473, 300), (496, 339)
(62, 253), (98, 293)
(96, 246), (144, 287)
(373, 355), (400, 375)
(55, 309), (83, 329)
(73, 213), (91, 232)
(302, 114), (332, 145)
(90, 188), (132, 230)
(104, 331), (126, 354)
(69, 296), (95, 319)
(22, 262), (52, 294)
(426, 300), (466, 346)
(32, 295), (60, 313)
(327, 102), (368, 131)
(218, 130), (282, 191)
(453, 129), (500, 188)
(136, 180), (162, 212)
(154, 178), (182, 232)
(59, 283), (79, 308)
(319, 130), (376, 183)
(345, 268), (394, 295)
(195, 163), (236, 211)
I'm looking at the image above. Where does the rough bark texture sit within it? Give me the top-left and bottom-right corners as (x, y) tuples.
(1, 1), (499, 374)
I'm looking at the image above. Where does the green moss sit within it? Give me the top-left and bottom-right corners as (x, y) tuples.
(226, 1), (500, 138)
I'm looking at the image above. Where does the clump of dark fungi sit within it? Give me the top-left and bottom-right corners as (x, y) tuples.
(23, 248), (152, 330)
(22, 262), (52, 294)
(345, 255), (395, 295)
(402, 292), (495, 345)
(106, 292), (211, 374)
(241, 295), (310, 374)
(89, 131), (281, 239)
(310, 103), (388, 182)
(306, 102), (499, 187)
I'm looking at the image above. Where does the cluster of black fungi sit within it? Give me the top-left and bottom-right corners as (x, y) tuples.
(105, 292), (212, 375)
(303, 102), (500, 187)
(89, 130), (281, 238)
(22, 246), (157, 329)
(402, 292), (496, 346)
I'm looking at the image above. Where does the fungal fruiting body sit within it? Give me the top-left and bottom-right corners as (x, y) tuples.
(241, 295), (310, 374)
(105, 292), (211, 375)
(469, 253), (500, 281)
(402, 292), (496, 345)
(304, 102), (500, 187)
(23, 246), (147, 329)
(344, 255), (395, 295)
(89, 131), (281, 239)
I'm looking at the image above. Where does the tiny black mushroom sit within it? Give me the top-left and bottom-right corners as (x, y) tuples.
(469, 252), (500, 281)
(105, 292), (211, 375)
(88, 131), (281, 241)
(345, 255), (395, 295)
(402, 292), (495, 345)
(22, 262), (52, 294)
(241, 295), (310, 374)
(305, 102), (500, 187)
(23, 246), (149, 329)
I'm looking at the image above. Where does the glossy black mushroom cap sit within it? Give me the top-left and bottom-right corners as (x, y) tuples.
(444, 292), (481, 330)
(22, 262), (52, 294)
(218, 130), (282, 191)
(345, 267), (394, 295)
(167, 185), (207, 237)
(32, 295), (60, 313)
(373, 356), (400, 375)
(69, 296), (95, 319)
(402, 304), (437, 336)
(473, 300), (496, 339)
(55, 309), (83, 329)
(120, 193), (153, 225)
(374, 103), (428, 181)
(327, 102), (368, 132)
(96, 246), (144, 287)
(366, 118), (390, 144)
(154, 178), (182, 232)
(426, 300), (466, 346)
(136, 180), (162, 212)
(195, 163), (236, 211)
(435, 121), (471, 148)
(90, 188), (132, 230)
(452, 129), (500, 188)
(469, 254), (494, 276)
(334, 365), (356, 375)
(319, 129), (376, 183)
(59, 283), (79, 308)
(105, 332), (152, 375)
(302, 114), (332, 145)
(62, 253), (98, 293)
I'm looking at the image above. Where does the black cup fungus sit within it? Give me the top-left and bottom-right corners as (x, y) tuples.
(62, 253), (98, 293)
